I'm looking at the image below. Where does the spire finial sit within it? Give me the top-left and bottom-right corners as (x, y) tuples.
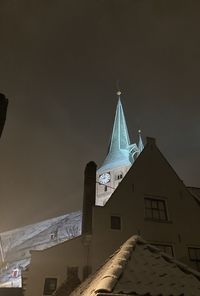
(116, 90), (121, 96)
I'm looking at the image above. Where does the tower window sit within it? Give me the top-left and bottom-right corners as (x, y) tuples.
(43, 278), (57, 295)
(111, 216), (121, 230)
(116, 173), (123, 180)
(104, 185), (107, 192)
(188, 247), (200, 271)
(144, 198), (168, 221)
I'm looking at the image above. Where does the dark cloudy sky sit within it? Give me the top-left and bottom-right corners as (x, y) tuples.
(0, 0), (200, 231)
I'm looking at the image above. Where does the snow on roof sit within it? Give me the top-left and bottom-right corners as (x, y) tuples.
(71, 235), (200, 296)
(0, 211), (82, 288)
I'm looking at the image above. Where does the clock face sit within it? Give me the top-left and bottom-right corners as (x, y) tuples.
(99, 172), (110, 185)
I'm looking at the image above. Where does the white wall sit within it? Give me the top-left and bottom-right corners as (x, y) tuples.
(91, 141), (200, 270)
(24, 236), (87, 296)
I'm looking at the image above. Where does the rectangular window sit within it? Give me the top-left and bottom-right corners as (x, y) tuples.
(116, 173), (123, 180)
(111, 216), (121, 230)
(144, 198), (168, 221)
(43, 278), (57, 295)
(153, 243), (174, 257)
(67, 266), (79, 279)
(104, 185), (107, 192)
(188, 247), (200, 271)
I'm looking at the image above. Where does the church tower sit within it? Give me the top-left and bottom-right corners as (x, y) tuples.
(96, 91), (144, 206)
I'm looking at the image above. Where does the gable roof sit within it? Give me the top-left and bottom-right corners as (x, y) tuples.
(71, 235), (200, 296)
(105, 137), (199, 208)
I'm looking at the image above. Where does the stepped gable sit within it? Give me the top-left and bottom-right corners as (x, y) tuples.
(70, 235), (200, 296)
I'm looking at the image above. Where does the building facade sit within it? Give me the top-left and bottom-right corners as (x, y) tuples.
(24, 94), (200, 296)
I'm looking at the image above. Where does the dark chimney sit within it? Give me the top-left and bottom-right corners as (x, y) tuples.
(0, 93), (8, 138)
(82, 161), (97, 234)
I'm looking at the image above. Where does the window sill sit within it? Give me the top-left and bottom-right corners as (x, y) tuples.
(144, 218), (173, 224)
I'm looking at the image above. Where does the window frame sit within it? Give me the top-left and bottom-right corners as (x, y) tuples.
(144, 197), (168, 222)
(43, 277), (57, 295)
(110, 215), (121, 230)
(188, 247), (200, 271)
(117, 173), (123, 180)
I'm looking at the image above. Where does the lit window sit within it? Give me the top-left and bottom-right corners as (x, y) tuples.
(188, 247), (200, 271)
(153, 244), (174, 256)
(145, 198), (168, 221)
(43, 278), (57, 295)
(111, 216), (121, 230)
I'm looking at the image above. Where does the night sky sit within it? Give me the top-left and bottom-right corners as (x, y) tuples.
(0, 0), (200, 231)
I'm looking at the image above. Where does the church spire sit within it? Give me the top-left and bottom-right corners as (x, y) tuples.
(97, 91), (138, 174)
(96, 90), (144, 206)
(109, 91), (130, 152)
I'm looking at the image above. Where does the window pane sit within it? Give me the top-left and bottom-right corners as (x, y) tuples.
(145, 209), (152, 218)
(159, 210), (167, 221)
(152, 209), (159, 220)
(158, 201), (165, 210)
(67, 266), (78, 279)
(145, 199), (151, 208)
(111, 216), (121, 230)
(196, 249), (200, 260)
(197, 262), (200, 271)
(152, 200), (158, 209)
(165, 246), (174, 256)
(188, 248), (200, 271)
(189, 248), (200, 261)
(189, 248), (196, 260)
(144, 198), (168, 221)
(43, 278), (57, 295)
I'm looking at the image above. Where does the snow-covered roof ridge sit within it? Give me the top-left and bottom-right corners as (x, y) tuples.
(70, 235), (200, 296)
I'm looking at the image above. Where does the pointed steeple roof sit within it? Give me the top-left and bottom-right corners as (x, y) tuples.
(110, 92), (130, 152)
(98, 91), (139, 173)
(138, 130), (144, 153)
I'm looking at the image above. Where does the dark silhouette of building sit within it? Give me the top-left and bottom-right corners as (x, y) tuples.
(0, 93), (8, 138)
(0, 288), (23, 296)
